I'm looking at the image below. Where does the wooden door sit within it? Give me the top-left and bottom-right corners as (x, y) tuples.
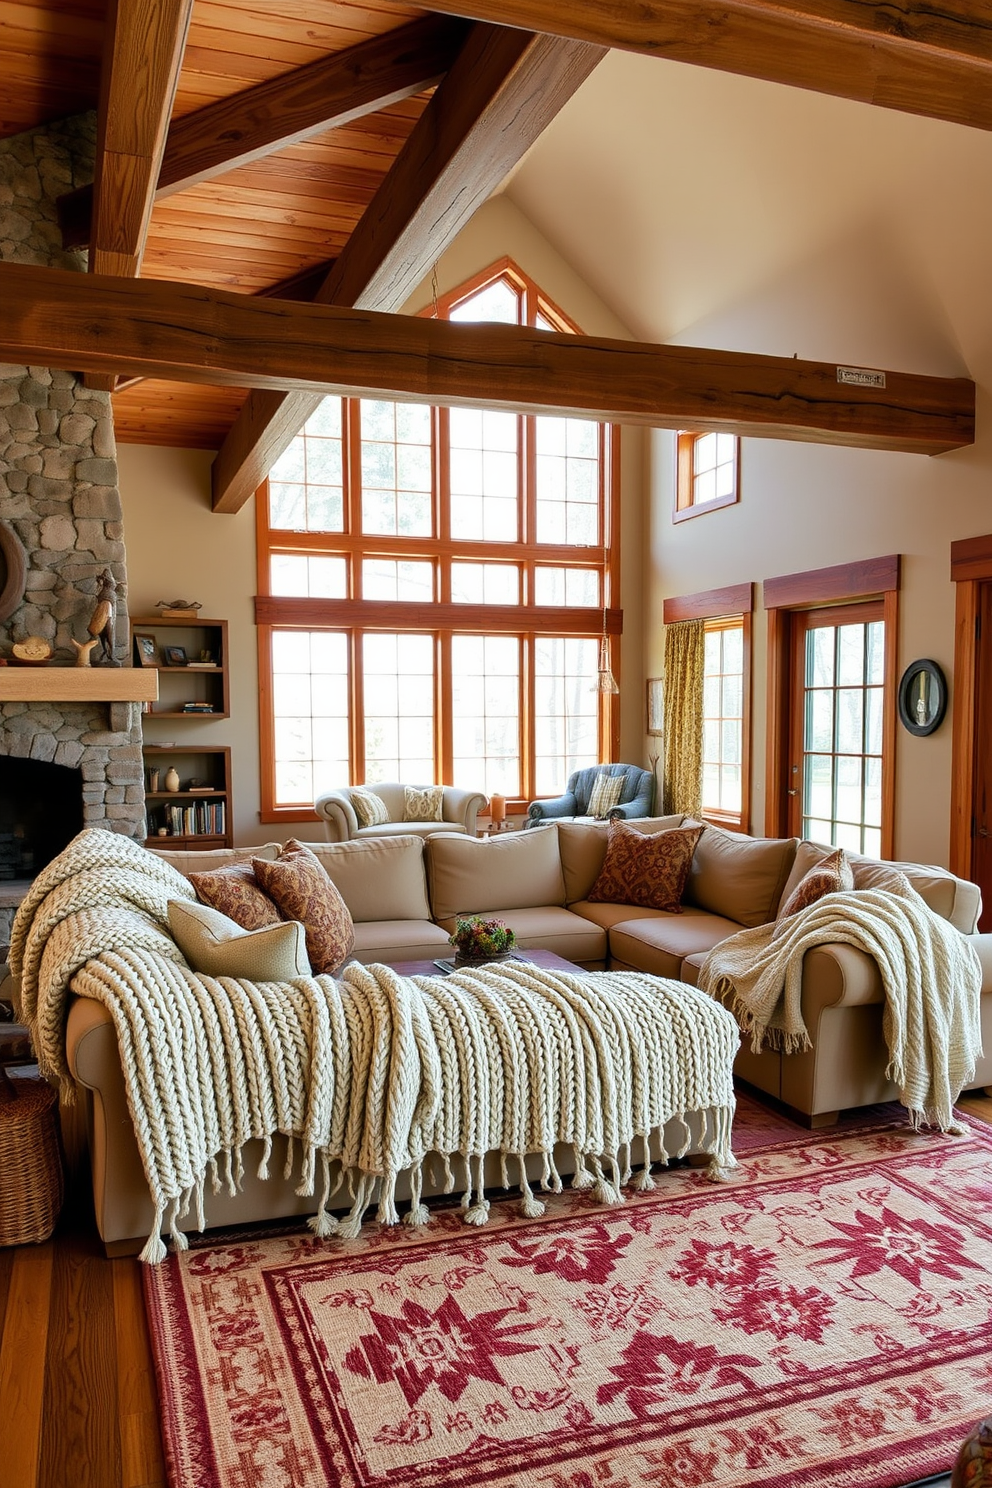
(969, 582), (992, 930)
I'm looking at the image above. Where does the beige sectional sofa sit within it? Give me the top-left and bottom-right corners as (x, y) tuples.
(63, 818), (992, 1250)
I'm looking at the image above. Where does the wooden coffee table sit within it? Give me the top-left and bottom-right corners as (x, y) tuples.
(387, 948), (579, 977)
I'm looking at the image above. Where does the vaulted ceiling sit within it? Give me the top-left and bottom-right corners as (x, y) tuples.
(2, 0), (988, 510)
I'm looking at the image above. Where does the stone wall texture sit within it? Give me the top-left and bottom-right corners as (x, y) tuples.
(0, 113), (145, 889)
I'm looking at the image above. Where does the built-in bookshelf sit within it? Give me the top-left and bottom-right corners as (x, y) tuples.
(129, 614), (230, 719)
(142, 745), (232, 849)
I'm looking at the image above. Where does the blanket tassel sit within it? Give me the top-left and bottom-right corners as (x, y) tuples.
(376, 1174), (400, 1227)
(403, 1163), (430, 1228)
(308, 1153), (340, 1238)
(140, 1202), (168, 1265)
(338, 1174), (377, 1240)
(462, 1155), (490, 1226)
(570, 1144), (594, 1190)
(589, 1155), (624, 1208)
(633, 1132), (656, 1192)
(518, 1155), (545, 1219)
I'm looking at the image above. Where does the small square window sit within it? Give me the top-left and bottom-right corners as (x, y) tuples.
(674, 430), (740, 522)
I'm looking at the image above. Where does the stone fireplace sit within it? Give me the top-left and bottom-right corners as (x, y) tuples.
(0, 115), (146, 942)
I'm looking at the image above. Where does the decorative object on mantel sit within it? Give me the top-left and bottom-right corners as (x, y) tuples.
(0, 521), (27, 625)
(11, 636), (52, 665)
(155, 599), (202, 619)
(70, 636), (99, 667)
(86, 567), (122, 666)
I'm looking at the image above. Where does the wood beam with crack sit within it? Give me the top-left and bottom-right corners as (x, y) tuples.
(210, 23), (605, 514)
(58, 15), (471, 251)
(0, 261), (974, 460)
(421, 0), (992, 134)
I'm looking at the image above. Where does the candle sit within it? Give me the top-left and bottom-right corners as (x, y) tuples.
(489, 793), (506, 824)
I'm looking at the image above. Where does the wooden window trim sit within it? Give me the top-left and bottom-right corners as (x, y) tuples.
(256, 260), (620, 822)
(948, 533), (992, 877)
(764, 556), (899, 853)
(664, 582), (753, 624)
(673, 430), (740, 523)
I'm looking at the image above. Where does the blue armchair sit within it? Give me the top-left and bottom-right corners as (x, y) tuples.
(526, 763), (656, 828)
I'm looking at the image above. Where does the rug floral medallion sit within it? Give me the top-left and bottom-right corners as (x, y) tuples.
(144, 1103), (992, 1488)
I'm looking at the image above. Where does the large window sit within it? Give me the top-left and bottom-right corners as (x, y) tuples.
(257, 260), (619, 821)
(701, 617), (745, 823)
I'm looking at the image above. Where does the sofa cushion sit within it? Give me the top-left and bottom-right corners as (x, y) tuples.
(306, 836), (431, 923)
(168, 899), (312, 980)
(351, 787), (389, 828)
(568, 899), (669, 931)
(558, 816), (684, 903)
(588, 820), (702, 912)
(433, 905), (607, 966)
(608, 909), (743, 980)
(777, 840), (980, 932)
(153, 842), (281, 877)
(779, 846), (854, 919)
(253, 840), (355, 974)
(427, 828), (566, 920)
(587, 771), (626, 818)
(350, 920), (452, 963)
(685, 826), (797, 928)
(404, 784), (444, 821)
(188, 862), (283, 931)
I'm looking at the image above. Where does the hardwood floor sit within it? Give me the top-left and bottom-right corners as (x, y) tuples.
(2, 1091), (990, 1488)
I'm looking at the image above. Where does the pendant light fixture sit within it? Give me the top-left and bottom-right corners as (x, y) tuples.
(595, 597), (619, 694)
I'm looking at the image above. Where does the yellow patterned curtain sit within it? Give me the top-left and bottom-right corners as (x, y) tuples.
(662, 619), (705, 817)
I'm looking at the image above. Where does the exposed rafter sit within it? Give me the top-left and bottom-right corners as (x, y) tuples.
(210, 22), (606, 514)
(421, 0), (992, 133)
(58, 15), (470, 250)
(0, 261), (973, 456)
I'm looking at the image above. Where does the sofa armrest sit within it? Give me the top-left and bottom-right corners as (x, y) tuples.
(609, 787), (655, 821)
(800, 943), (884, 1026)
(443, 787), (487, 834)
(315, 790), (359, 842)
(966, 932), (992, 993)
(527, 792), (578, 827)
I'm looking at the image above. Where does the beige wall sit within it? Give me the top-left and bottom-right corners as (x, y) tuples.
(117, 198), (647, 845)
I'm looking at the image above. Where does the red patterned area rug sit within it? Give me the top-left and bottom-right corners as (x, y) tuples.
(144, 1102), (992, 1488)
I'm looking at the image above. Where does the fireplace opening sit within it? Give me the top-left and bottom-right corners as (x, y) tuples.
(0, 758), (84, 882)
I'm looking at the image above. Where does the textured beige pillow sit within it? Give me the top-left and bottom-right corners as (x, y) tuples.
(778, 846), (855, 919)
(404, 785), (444, 822)
(253, 840), (355, 974)
(351, 787), (389, 828)
(588, 820), (702, 912)
(188, 862), (283, 931)
(168, 900), (311, 980)
(587, 772), (626, 819)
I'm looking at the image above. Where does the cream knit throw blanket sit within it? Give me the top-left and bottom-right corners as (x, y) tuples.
(697, 882), (983, 1131)
(13, 829), (740, 1263)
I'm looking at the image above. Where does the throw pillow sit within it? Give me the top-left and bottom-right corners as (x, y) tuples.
(778, 846), (854, 919)
(252, 839), (355, 974)
(168, 900), (312, 980)
(188, 862), (283, 931)
(587, 771), (626, 819)
(351, 787), (389, 828)
(587, 819), (703, 912)
(404, 785), (445, 822)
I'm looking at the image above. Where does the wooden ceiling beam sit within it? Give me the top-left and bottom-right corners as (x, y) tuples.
(0, 260), (973, 456)
(210, 23), (605, 513)
(421, 0), (992, 134)
(59, 15), (470, 250)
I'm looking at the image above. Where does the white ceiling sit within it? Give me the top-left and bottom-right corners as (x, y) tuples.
(505, 50), (992, 378)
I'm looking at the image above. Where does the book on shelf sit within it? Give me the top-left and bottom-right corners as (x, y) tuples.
(163, 799), (226, 836)
(188, 786), (217, 793)
(186, 661), (218, 669)
(182, 702), (215, 713)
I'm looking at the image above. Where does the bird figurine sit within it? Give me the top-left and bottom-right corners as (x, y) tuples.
(87, 568), (121, 665)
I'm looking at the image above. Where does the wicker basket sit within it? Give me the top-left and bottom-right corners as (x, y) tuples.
(0, 1073), (64, 1246)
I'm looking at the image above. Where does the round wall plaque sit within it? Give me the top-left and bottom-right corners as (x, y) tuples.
(897, 658), (947, 737)
(0, 521), (27, 623)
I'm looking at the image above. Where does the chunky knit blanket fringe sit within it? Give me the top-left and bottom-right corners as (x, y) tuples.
(697, 883), (983, 1132)
(13, 830), (741, 1264)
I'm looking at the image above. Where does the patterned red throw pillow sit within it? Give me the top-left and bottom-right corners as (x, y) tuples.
(188, 862), (283, 932)
(587, 820), (703, 913)
(778, 846), (854, 919)
(252, 839), (355, 975)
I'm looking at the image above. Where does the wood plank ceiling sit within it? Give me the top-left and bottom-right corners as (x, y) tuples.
(0, 0), (984, 492)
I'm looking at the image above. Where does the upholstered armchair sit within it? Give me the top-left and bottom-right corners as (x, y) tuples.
(315, 782), (487, 843)
(525, 763), (656, 828)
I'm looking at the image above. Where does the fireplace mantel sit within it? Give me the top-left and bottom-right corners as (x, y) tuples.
(0, 668), (158, 703)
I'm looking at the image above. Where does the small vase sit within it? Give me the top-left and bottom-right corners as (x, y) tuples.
(164, 767), (180, 793)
